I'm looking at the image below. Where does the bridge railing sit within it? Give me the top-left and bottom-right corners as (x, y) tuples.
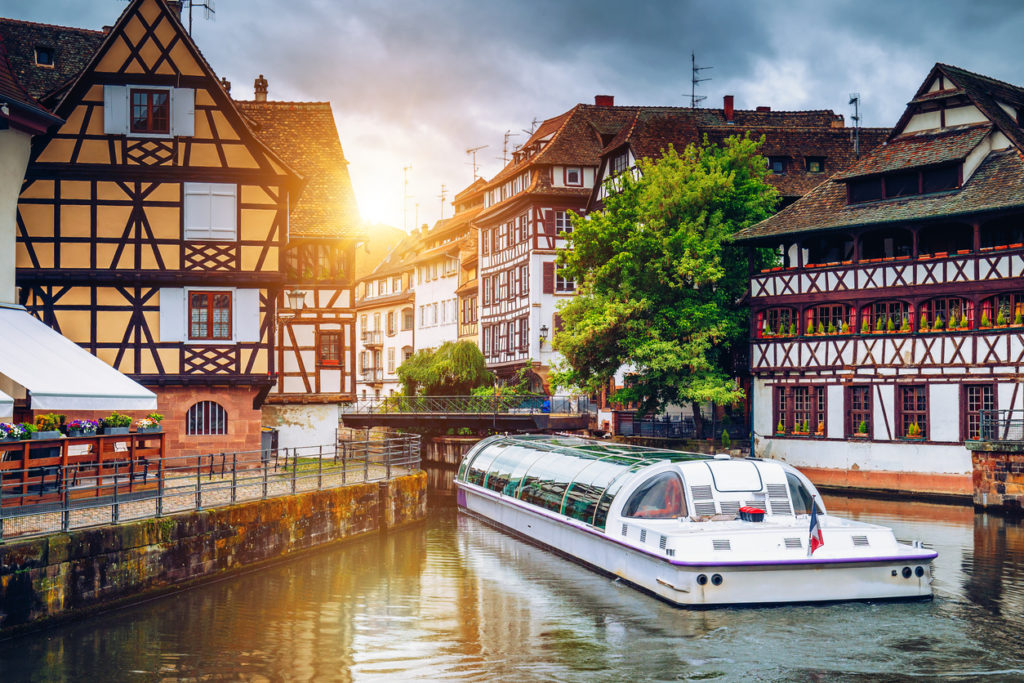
(979, 409), (1024, 442)
(0, 431), (420, 542)
(340, 395), (592, 416)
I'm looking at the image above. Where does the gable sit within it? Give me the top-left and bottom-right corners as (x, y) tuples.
(93, 0), (202, 78)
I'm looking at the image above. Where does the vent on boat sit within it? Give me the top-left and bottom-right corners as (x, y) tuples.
(691, 485), (714, 500)
(694, 502), (718, 516)
(769, 499), (793, 515)
(719, 501), (741, 516)
(712, 539), (731, 551)
(622, 523), (628, 537)
(640, 529), (647, 543)
(766, 484), (788, 497)
(784, 537), (802, 549)
(659, 535), (667, 549)
(852, 535), (870, 546)
(666, 548), (675, 557)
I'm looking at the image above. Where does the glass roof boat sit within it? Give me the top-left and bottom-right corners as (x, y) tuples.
(455, 434), (936, 607)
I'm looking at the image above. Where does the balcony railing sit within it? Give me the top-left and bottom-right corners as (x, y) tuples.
(360, 368), (384, 383)
(340, 394), (592, 416)
(361, 330), (383, 346)
(978, 409), (1024, 442)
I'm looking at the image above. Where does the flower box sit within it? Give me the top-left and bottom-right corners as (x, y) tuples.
(138, 426), (162, 434)
(957, 249), (970, 254)
(934, 251), (948, 258)
(0, 436), (19, 443)
(102, 426), (130, 435)
(31, 430), (62, 440)
(852, 432), (869, 438)
(67, 429), (96, 438)
(1011, 243), (1023, 249)
(792, 430), (810, 436)
(895, 254), (910, 260)
(904, 435), (925, 440)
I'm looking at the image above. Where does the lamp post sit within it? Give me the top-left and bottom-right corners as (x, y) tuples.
(539, 323), (549, 347)
(277, 289), (308, 323)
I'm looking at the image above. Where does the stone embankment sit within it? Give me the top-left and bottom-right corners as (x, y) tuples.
(969, 442), (1024, 515)
(0, 473), (427, 636)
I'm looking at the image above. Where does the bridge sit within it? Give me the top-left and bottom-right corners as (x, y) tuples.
(339, 395), (592, 433)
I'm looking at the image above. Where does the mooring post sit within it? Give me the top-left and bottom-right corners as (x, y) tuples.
(112, 461), (120, 524)
(231, 452), (238, 503)
(291, 448), (297, 494)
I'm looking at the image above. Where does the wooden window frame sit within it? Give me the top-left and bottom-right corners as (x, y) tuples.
(846, 385), (873, 438)
(130, 87), (171, 134)
(186, 401), (228, 436)
(564, 167), (583, 187)
(897, 384), (928, 440)
(806, 157), (825, 173)
(188, 290), (232, 341)
(774, 385), (826, 437)
(964, 383), (995, 441)
(317, 331), (342, 366)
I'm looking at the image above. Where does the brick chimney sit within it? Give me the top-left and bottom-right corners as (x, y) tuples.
(723, 95), (734, 122)
(220, 77), (231, 94)
(756, 106), (771, 113)
(166, 1), (183, 19)
(594, 95), (614, 107)
(254, 74), (268, 102)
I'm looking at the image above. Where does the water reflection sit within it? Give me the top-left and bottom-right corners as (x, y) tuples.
(1, 491), (1024, 681)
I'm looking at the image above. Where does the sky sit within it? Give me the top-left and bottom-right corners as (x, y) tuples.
(5, 0), (1024, 232)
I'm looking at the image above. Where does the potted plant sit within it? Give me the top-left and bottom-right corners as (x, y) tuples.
(997, 309), (1008, 327)
(0, 422), (24, 442)
(136, 413), (164, 433)
(886, 317), (896, 333)
(875, 316), (885, 333)
(934, 313), (944, 331)
(900, 317), (910, 333)
(816, 320), (825, 335)
(20, 423), (37, 440)
(853, 420), (869, 438)
(776, 420), (786, 435)
(905, 422), (924, 439)
(101, 412), (132, 435)
(841, 321), (850, 335)
(793, 420), (810, 436)
(827, 321), (837, 335)
(1016, 311), (1023, 327)
(66, 419), (99, 437)
(815, 421), (825, 436)
(920, 312), (930, 332)
(763, 321), (773, 338)
(33, 413), (63, 440)
(981, 311), (991, 328)
(788, 321), (796, 336)
(861, 318), (870, 334)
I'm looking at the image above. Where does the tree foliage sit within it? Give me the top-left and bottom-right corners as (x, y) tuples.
(551, 135), (779, 414)
(396, 340), (494, 395)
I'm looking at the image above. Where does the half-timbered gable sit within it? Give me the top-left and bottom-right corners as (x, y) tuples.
(4, 0), (302, 455)
(735, 63), (1024, 497)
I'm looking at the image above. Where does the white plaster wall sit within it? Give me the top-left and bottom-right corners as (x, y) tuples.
(415, 263), (459, 351)
(826, 384), (844, 438)
(262, 403), (338, 450)
(320, 371), (341, 393)
(945, 104), (986, 127)
(752, 378), (774, 438)
(755, 436), (971, 475)
(0, 129), (31, 306)
(963, 133), (993, 182)
(874, 385), (895, 440)
(530, 252), (562, 370)
(929, 384), (960, 442)
(904, 110), (942, 133)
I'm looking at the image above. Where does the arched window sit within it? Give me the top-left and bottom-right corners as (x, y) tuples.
(863, 300), (911, 333)
(806, 303), (854, 335)
(919, 297), (971, 331)
(623, 472), (686, 519)
(757, 307), (796, 338)
(979, 292), (1024, 328)
(186, 401), (227, 435)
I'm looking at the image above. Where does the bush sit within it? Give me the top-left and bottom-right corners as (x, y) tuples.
(102, 412), (132, 428)
(720, 429), (731, 448)
(35, 413), (62, 432)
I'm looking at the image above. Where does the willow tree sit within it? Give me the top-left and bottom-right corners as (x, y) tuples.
(397, 340), (493, 395)
(551, 135), (778, 417)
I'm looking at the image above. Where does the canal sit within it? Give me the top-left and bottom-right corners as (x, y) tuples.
(2, 487), (1024, 681)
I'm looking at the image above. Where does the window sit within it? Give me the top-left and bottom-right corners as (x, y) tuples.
(808, 304), (851, 335)
(393, 276), (402, 292)
(565, 167), (582, 186)
(806, 157), (825, 173)
(402, 307), (414, 330)
(555, 210), (572, 236)
(920, 297), (970, 330)
(507, 323), (515, 351)
(847, 177), (883, 203)
(774, 385), (825, 436)
(759, 307), (796, 337)
(980, 292), (1024, 327)
(187, 401), (227, 436)
(847, 386), (872, 437)
(555, 271), (576, 293)
(189, 291), (232, 340)
(898, 385), (928, 439)
(519, 317), (528, 350)
(130, 88), (170, 134)
(184, 183), (237, 241)
(518, 214), (529, 241)
(520, 265), (529, 295)
(848, 165), (960, 204)
(768, 157), (787, 174)
(387, 347), (396, 373)
(34, 46), (54, 67)
(865, 300), (910, 333)
(318, 331), (341, 365)
(483, 326), (492, 354)
(373, 312), (381, 332)
(482, 276), (491, 305)
(885, 171), (919, 198)
(623, 472), (686, 519)
(611, 152), (629, 175)
(965, 384), (994, 440)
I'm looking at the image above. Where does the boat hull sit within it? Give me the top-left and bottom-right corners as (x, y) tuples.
(457, 483), (934, 607)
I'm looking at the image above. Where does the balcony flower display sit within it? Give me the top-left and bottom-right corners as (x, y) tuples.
(136, 413), (164, 433)
(793, 420), (810, 436)
(34, 413), (64, 439)
(67, 419), (99, 437)
(905, 422), (924, 439)
(0, 422), (25, 441)
(776, 420), (785, 435)
(853, 420), (869, 438)
(101, 412), (132, 435)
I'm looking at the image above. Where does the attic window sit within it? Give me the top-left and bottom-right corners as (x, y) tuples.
(768, 157), (787, 174)
(847, 165), (960, 204)
(806, 157), (825, 173)
(565, 167), (582, 186)
(34, 46), (54, 67)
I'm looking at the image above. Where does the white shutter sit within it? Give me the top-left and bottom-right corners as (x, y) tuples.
(103, 85), (128, 135)
(183, 182), (211, 239)
(235, 289), (262, 342)
(171, 87), (195, 137)
(158, 288), (186, 342)
(209, 184), (238, 240)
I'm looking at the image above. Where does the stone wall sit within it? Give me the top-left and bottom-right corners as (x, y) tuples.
(423, 436), (479, 467)
(969, 442), (1024, 515)
(0, 472), (427, 635)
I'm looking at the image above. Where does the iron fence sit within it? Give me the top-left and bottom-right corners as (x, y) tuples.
(340, 394), (591, 415)
(0, 431), (420, 542)
(615, 414), (748, 440)
(979, 409), (1024, 442)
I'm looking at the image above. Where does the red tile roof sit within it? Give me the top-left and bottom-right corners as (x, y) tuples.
(834, 124), (990, 180)
(236, 100), (361, 239)
(0, 18), (104, 102)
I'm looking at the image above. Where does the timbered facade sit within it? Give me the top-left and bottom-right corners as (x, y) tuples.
(5, 0), (300, 455)
(735, 63), (1024, 496)
(236, 96), (361, 448)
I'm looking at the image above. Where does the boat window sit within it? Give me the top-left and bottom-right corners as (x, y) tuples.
(518, 452), (588, 513)
(463, 444), (504, 487)
(483, 447), (528, 496)
(592, 464), (647, 529)
(786, 472), (822, 515)
(623, 472), (686, 519)
(561, 459), (626, 524)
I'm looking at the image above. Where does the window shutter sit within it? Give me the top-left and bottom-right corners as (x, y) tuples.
(542, 262), (555, 294)
(184, 183), (212, 238)
(553, 312), (563, 334)
(171, 87), (195, 137)
(103, 85), (128, 135)
(210, 184), (238, 240)
(235, 289), (261, 342)
(543, 212), (556, 236)
(158, 288), (186, 341)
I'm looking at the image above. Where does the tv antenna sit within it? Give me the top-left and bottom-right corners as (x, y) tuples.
(466, 145), (488, 180)
(498, 130), (520, 165)
(849, 93), (861, 157)
(402, 165), (412, 231)
(185, 0), (215, 33)
(438, 184), (448, 220)
(522, 118), (541, 136)
(690, 51), (712, 107)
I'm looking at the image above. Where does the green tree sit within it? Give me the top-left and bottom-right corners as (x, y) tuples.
(396, 340), (493, 395)
(551, 135), (779, 415)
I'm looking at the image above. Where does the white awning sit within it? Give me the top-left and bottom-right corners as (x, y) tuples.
(0, 306), (157, 411)
(0, 387), (12, 419)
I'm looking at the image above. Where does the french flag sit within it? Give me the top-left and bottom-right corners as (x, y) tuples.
(808, 499), (824, 555)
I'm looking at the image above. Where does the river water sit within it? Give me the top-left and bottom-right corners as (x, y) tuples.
(2, 485), (1024, 681)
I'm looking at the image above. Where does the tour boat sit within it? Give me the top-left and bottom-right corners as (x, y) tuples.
(455, 434), (936, 607)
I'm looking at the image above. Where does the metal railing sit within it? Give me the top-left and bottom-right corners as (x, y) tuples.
(615, 414), (748, 440)
(361, 330), (383, 346)
(360, 368), (384, 382)
(978, 409), (1024, 442)
(0, 431), (420, 542)
(340, 394), (591, 416)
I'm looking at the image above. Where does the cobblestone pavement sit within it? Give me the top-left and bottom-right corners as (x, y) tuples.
(0, 462), (414, 541)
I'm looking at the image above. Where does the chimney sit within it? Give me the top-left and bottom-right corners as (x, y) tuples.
(254, 74), (268, 102)
(723, 95), (734, 122)
(594, 95), (614, 107)
(220, 77), (231, 94)
(166, 1), (183, 19)
(756, 106), (771, 113)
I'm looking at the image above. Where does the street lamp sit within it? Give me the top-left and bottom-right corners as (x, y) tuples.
(539, 323), (549, 346)
(277, 289), (308, 323)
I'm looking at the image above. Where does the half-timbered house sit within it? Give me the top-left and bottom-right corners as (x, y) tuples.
(6, 0), (301, 456)
(453, 181), (484, 343)
(237, 90), (361, 449)
(735, 63), (1024, 498)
